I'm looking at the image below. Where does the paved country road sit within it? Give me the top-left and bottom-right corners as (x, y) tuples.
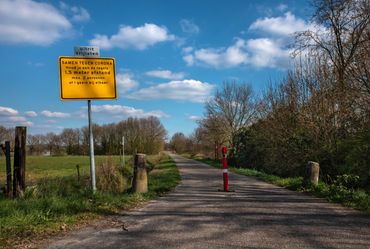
(46, 154), (370, 249)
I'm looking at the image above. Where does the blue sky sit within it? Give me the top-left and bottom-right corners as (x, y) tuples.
(0, 0), (315, 137)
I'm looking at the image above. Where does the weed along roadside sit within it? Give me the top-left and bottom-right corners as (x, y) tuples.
(0, 154), (180, 249)
(184, 154), (370, 213)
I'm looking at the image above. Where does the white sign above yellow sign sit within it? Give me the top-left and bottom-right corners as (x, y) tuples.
(74, 46), (100, 57)
(59, 56), (117, 100)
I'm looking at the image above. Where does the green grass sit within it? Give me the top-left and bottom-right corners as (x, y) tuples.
(186, 155), (370, 213)
(147, 157), (181, 196)
(0, 154), (179, 247)
(0, 155), (125, 185)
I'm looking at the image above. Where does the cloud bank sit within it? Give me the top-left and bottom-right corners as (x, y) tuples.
(89, 23), (175, 50)
(183, 11), (317, 69)
(128, 79), (214, 103)
(0, 0), (89, 45)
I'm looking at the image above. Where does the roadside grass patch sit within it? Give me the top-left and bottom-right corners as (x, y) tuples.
(0, 154), (179, 248)
(187, 155), (370, 213)
(147, 158), (181, 196)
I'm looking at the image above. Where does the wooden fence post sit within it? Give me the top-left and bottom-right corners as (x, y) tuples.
(13, 126), (26, 197)
(76, 164), (80, 183)
(2, 141), (12, 197)
(5, 141), (12, 197)
(1, 142), (12, 197)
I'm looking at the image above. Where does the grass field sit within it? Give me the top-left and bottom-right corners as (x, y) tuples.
(0, 154), (180, 248)
(0, 156), (124, 185)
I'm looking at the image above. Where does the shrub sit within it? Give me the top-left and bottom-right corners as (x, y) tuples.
(333, 174), (360, 190)
(96, 157), (127, 193)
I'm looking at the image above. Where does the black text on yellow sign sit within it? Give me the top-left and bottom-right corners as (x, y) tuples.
(59, 57), (117, 100)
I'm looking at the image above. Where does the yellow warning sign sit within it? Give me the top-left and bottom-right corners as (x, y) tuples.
(59, 57), (117, 100)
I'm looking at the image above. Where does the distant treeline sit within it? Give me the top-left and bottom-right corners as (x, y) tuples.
(0, 116), (167, 156)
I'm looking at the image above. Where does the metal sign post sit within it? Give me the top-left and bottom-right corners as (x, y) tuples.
(87, 99), (96, 192)
(74, 46), (101, 193)
(59, 46), (117, 193)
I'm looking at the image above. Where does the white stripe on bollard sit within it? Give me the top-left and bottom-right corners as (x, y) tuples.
(223, 169), (228, 173)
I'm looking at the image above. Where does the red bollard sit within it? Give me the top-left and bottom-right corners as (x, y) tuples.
(221, 146), (229, 192)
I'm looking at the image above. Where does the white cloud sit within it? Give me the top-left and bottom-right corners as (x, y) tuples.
(0, 106), (33, 127)
(249, 11), (316, 36)
(116, 72), (139, 93)
(183, 12), (315, 69)
(189, 115), (201, 121)
(180, 19), (200, 34)
(277, 4), (288, 12)
(0, 106), (18, 116)
(182, 46), (194, 53)
(128, 79), (215, 103)
(8, 116), (27, 122)
(247, 38), (291, 68)
(0, 0), (72, 45)
(41, 110), (71, 118)
(146, 70), (185, 80)
(25, 111), (37, 117)
(89, 23), (175, 50)
(185, 38), (291, 69)
(193, 49), (222, 67)
(70, 6), (90, 22)
(60, 2), (90, 22)
(0, 117), (33, 127)
(91, 105), (169, 118)
(188, 39), (249, 68)
(183, 54), (194, 66)
(21, 121), (34, 127)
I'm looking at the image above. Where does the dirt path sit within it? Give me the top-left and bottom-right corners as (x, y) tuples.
(45, 154), (370, 249)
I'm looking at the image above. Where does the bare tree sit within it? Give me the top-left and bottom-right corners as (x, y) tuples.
(295, 0), (370, 135)
(27, 134), (45, 155)
(60, 128), (81, 155)
(44, 132), (64, 155)
(141, 116), (167, 154)
(198, 115), (228, 159)
(205, 81), (256, 151)
(0, 126), (14, 144)
(296, 0), (370, 85)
